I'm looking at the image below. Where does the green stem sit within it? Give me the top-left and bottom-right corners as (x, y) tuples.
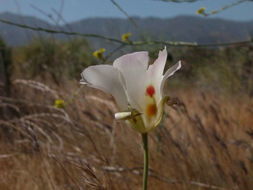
(142, 133), (149, 190)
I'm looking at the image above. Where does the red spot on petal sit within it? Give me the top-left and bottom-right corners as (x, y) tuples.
(146, 85), (155, 97)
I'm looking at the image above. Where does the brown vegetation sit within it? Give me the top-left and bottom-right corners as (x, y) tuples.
(0, 78), (253, 190)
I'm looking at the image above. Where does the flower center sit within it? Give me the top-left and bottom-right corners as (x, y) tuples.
(145, 85), (157, 118)
(146, 85), (155, 97)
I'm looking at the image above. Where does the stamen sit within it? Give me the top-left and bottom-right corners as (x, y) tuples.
(146, 85), (155, 97)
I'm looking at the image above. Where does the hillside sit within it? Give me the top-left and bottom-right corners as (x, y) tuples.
(0, 12), (253, 47)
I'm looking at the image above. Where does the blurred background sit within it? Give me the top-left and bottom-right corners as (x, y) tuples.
(0, 0), (253, 189)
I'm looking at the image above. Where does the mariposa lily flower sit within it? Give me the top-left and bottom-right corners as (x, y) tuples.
(81, 47), (181, 133)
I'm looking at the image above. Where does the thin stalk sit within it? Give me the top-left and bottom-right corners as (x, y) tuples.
(142, 133), (149, 190)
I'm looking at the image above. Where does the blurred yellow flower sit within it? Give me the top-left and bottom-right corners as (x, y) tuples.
(54, 99), (65, 108)
(121, 32), (132, 42)
(92, 48), (106, 60)
(196, 7), (206, 15)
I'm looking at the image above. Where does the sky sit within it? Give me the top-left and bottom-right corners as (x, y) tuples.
(0, 0), (252, 23)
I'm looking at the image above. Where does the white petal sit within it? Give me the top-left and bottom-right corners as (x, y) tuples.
(160, 61), (182, 96)
(81, 65), (128, 110)
(163, 61), (182, 79)
(147, 47), (167, 78)
(113, 52), (149, 111)
(113, 51), (149, 71)
(147, 47), (167, 102)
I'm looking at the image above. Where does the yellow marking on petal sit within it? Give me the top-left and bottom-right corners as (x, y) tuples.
(146, 103), (157, 117)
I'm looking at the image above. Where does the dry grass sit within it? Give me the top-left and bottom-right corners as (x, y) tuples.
(0, 79), (253, 190)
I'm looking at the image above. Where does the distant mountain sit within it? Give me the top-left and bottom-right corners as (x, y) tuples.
(0, 12), (56, 46)
(0, 12), (253, 48)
